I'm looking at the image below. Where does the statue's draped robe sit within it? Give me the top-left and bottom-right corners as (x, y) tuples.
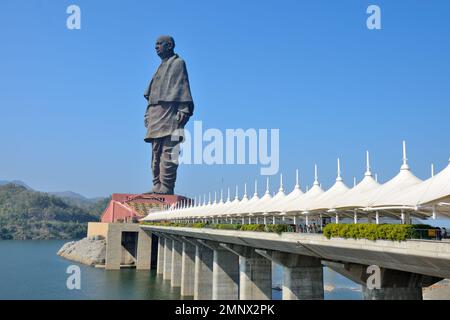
(143, 53), (194, 191)
(144, 54), (194, 142)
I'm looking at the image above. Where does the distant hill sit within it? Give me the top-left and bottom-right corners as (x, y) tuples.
(46, 191), (108, 212)
(48, 191), (90, 201)
(0, 184), (110, 240)
(0, 180), (33, 190)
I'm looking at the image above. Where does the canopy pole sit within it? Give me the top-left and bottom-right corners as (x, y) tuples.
(401, 140), (410, 170)
(335, 213), (339, 224)
(354, 210), (358, 224)
(375, 211), (380, 225)
(432, 205), (437, 220)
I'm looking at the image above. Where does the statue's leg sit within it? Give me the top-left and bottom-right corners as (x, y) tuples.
(158, 136), (180, 195)
(151, 139), (163, 191)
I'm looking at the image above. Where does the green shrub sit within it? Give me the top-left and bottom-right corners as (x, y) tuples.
(213, 224), (241, 230)
(265, 224), (291, 234)
(240, 224), (266, 232)
(322, 223), (429, 241)
(141, 221), (295, 234)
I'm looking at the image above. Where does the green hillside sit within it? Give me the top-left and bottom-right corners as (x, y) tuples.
(0, 184), (109, 240)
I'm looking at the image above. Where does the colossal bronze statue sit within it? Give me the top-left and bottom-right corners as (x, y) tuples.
(143, 36), (194, 195)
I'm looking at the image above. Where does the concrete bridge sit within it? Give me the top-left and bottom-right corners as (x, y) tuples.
(99, 222), (450, 300)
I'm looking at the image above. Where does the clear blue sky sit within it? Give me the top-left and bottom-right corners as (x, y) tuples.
(1, 0), (449, 199)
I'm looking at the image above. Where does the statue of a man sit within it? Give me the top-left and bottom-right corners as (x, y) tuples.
(143, 36), (194, 195)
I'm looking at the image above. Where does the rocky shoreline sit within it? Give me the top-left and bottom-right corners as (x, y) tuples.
(57, 236), (136, 267)
(57, 236), (107, 266)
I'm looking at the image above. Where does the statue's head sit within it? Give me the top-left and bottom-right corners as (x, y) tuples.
(155, 36), (175, 59)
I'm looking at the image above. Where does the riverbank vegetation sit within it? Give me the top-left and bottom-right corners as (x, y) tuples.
(140, 221), (293, 234)
(0, 184), (109, 240)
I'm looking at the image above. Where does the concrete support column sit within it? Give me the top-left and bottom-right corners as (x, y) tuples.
(136, 230), (152, 270)
(105, 228), (122, 270)
(163, 238), (173, 280)
(170, 238), (183, 287)
(156, 236), (164, 275)
(194, 242), (213, 300)
(200, 240), (239, 300)
(221, 244), (272, 300)
(181, 240), (196, 297)
(324, 262), (442, 301)
(256, 250), (324, 300)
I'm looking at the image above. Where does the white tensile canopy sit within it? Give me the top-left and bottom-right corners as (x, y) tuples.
(281, 165), (325, 215)
(255, 176), (287, 216)
(332, 151), (380, 212)
(306, 159), (350, 215)
(376, 159), (450, 218)
(240, 179), (273, 216)
(228, 181), (261, 217)
(142, 142), (450, 224)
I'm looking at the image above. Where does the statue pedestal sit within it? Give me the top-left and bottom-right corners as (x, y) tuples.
(127, 193), (191, 213)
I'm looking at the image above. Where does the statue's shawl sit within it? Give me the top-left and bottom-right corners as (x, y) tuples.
(144, 54), (194, 114)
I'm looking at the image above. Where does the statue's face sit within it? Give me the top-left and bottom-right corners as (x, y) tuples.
(155, 37), (173, 59)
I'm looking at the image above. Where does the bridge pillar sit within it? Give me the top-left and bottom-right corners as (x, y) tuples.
(105, 228), (122, 270)
(256, 250), (324, 300)
(221, 244), (272, 300)
(199, 240), (239, 300)
(170, 238), (183, 288)
(163, 238), (173, 280)
(156, 235), (164, 275)
(194, 241), (213, 300)
(181, 240), (196, 297)
(136, 230), (152, 270)
(324, 261), (442, 300)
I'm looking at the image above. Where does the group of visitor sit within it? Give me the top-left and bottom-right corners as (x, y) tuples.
(436, 227), (448, 240)
(294, 223), (322, 234)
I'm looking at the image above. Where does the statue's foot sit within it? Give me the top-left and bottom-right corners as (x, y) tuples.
(157, 184), (174, 195)
(151, 183), (161, 194)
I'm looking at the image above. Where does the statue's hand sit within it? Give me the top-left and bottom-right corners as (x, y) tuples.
(177, 111), (189, 127)
(144, 114), (149, 128)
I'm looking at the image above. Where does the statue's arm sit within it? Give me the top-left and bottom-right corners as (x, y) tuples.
(177, 103), (192, 127)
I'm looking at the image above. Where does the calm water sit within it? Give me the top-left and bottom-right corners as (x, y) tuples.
(0, 240), (362, 300)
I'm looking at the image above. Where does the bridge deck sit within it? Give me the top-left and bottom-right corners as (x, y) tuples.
(141, 225), (450, 279)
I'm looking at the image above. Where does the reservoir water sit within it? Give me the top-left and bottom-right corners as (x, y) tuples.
(0, 240), (362, 300)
